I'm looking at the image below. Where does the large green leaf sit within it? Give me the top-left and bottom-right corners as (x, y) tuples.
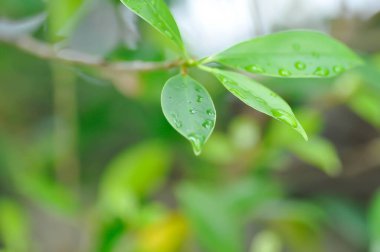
(120, 0), (186, 56)
(208, 68), (307, 140)
(207, 30), (363, 78)
(161, 74), (216, 155)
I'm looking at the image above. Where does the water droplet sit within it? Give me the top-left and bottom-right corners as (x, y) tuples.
(202, 119), (214, 129)
(254, 96), (268, 106)
(333, 65), (345, 74)
(295, 61), (306, 70)
(196, 95), (203, 103)
(245, 64), (265, 73)
(229, 88), (247, 99)
(187, 134), (204, 156)
(171, 113), (182, 128)
(195, 87), (202, 93)
(313, 67), (330, 77)
(206, 109), (215, 117)
(271, 109), (298, 128)
(279, 69), (292, 77)
(292, 44), (301, 51)
(189, 108), (197, 114)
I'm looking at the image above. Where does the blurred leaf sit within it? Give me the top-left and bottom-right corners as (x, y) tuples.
(161, 74), (216, 155)
(349, 87), (380, 128)
(229, 115), (261, 151)
(0, 12), (46, 38)
(208, 30), (363, 78)
(319, 197), (367, 249)
(288, 137), (341, 176)
(0, 199), (30, 252)
(120, 0), (186, 56)
(99, 141), (171, 220)
(96, 218), (126, 252)
(249, 230), (282, 252)
(48, 0), (85, 39)
(369, 190), (380, 252)
(222, 177), (281, 219)
(209, 69), (307, 140)
(201, 132), (235, 165)
(177, 183), (244, 252)
(67, 0), (122, 56)
(137, 213), (188, 252)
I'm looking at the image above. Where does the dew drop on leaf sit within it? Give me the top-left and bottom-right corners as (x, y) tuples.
(333, 65), (345, 74)
(271, 109), (298, 128)
(313, 67), (330, 77)
(278, 69), (292, 76)
(189, 108), (197, 114)
(206, 109), (215, 116)
(196, 95), (203, 103)
(295, 61), (306, 70)
(245, 64), (265, 73)
(202, 120), (214, 129)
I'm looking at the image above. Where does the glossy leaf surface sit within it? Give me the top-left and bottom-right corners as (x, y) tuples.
(120, 0), (186, 55)
(161, 74), (216, 155)
(210, 30), (363, 78)
(210, 69), (307, 140)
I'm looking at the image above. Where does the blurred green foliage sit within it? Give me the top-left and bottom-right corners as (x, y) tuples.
(0, 0), (380, 252)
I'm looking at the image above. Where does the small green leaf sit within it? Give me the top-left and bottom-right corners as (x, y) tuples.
(208, 30), (363, 78)
(120, 0), (186, 56)
(208, 68), (307, 140)
(161, 74), (216, 155)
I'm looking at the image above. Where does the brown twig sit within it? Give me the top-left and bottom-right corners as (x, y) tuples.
(0, 35), (182, 72)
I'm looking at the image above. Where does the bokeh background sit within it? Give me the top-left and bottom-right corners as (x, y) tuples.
(1, 0), (380, 251)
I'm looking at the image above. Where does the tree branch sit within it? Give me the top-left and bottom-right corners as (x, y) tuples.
(0, 35), (182, 72)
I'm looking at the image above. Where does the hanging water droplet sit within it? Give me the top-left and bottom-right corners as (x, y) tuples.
(202, 119), (214, 129)
(189, 108), (197, 114)
(333, 65), (345, 74)
(271, 109), (298, 128)
(295, 61), (306, 70)
(245, 64), (265, 73)
(313, 67), (330, 77)
(206, 109), (215, 117)
(187, 133), (204, 156)
(279, 69), (292, 77)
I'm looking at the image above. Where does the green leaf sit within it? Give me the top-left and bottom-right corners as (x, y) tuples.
(161, 74), (216, 155)
(208, 68), (307, 140)
(208, 30), (363, 78)
(120, 0), (186, 56)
